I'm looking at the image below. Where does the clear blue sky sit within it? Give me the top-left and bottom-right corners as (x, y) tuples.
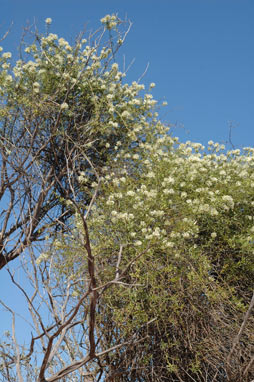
(0, 0), (253, 147)
(0, 0), (253, 351)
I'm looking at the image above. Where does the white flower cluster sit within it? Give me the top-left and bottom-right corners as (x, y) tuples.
(87, 135), (254, 265)
(36, 252), (50, 265)
(0, 15), (163, 165)
(100, 14), (118, 29)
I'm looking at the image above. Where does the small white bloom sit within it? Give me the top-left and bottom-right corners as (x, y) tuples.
(111, 63), (118, 71)
(45, 18), (52, 24)
(60, 102), (69, 110)
(5, 75), (12, 82)
(211, 232), (217, 239)
(112, 179), (119, 186)
(165, 241), (174, 248)
(121, 110), (131, 118)
(106, 200), (114, 206)
(2, 52), (12, 59)
(210, 207), (218, 216)
(146, 171), (155, 178)
(36, 252), (49, 265)
(126, 191), (135, 197)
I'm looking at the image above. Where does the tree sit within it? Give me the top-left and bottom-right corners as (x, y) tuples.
(0, 14), (156, 269)
(2, 14), (254, 382)
(0, 14), (168, 382)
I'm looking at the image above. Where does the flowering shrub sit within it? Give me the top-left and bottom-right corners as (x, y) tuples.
(3, 14), (253, 382)
(56, 135), (254, 381)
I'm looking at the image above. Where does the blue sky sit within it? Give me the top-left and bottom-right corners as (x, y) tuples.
(0, 0), (253, 357)
(0, 0), (253, 147)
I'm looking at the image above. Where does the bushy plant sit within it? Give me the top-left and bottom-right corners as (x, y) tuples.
(57, 136), (254, 381)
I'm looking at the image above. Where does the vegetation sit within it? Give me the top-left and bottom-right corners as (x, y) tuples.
(1, 15), (254, 382)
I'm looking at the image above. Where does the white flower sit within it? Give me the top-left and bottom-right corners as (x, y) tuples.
(2, 52), (12, 59)
(126, 191), (135, 197)
(163, 176), (175, 185)
(121, 110), (131, 118)
(60, 102), (69, 110)
(111, 63), (118, 71)
(165, 241), (174, 248)
(210, 207), (218, 216)
(222, 195), (234, 206)
(36, 252), (49, 265)
(211, 232), (217, 239)
(112, 179), (119, 186)
(45, 18), (52, 24)
(134, 240), (142, 246)
(58, 37), (68, 47)
(146, 171), (155, 178)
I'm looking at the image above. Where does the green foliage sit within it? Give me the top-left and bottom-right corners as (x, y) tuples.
(53, 135), (254, 381)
